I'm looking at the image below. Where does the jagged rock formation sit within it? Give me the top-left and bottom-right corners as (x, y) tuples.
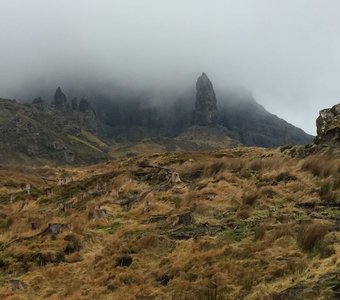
(79, 98), (92, 113)
(71, 97), (78, 110)
(52, 87), (70, 111)
(77, 98), (97, 133)
(32, 97), (49, 112)
(193, 72), (217, 126)
(315, 103), (339, 146)
(0, 96), (109, 165)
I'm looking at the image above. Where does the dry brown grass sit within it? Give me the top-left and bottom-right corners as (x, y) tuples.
(0, 149), (338, 300)
(297, 220), (333, 252)
(254, 224), (267, 241)
(241, 189), (259, 206)
(319, 179), (339, 202)
(203, 161), (227, 177)
(301, 155), (338, 178)
(236, 206), (250, 219)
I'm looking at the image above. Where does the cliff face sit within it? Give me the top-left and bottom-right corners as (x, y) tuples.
(315, 103), (340, 146)
(193, 73), (218, 126)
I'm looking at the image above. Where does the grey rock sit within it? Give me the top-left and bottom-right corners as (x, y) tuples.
(193, 72), (218, 126)
(52, 87), (70, 111)
(315, 103), (340, 146)
(71, 97), (78, 110)
(32, 97), (49, 111)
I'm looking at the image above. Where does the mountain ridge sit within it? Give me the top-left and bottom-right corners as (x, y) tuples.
(0, 74), (314, 165)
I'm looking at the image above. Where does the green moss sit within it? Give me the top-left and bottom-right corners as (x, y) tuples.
(91, 222), (122, 234)
(224, 222), (251, 242)
(30, 186), (42, 198)
(123, 229), (147, 238)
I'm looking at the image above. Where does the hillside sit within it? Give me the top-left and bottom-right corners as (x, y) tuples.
(0, 147), (339, 299)
(0, 103), (338, 299)
(0, 98), (110, 165)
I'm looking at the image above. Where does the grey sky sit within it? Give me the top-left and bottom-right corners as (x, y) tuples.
(1, 0), (340, 134)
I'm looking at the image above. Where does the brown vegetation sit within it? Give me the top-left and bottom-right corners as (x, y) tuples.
(301, 155), (338, 178)
(0, 148), (339, 299)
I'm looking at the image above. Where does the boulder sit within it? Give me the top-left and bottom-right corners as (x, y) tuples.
(315, 103), (340, 145)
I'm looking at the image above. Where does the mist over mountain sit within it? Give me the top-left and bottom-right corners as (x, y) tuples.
(0, 72), (313, 166)
(1, 1), (340, 134)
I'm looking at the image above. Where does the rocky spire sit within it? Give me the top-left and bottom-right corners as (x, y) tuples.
(79, 98), (94, 114)
(193, 72), (217, 126)
(78, 98), (97, 133)
(71, 97), (78, 110)
(52, 87), (70, 111)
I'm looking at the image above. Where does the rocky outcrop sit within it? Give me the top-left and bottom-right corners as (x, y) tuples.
(79, 98), (95, 116)
(52, 87), (70, 111)
(78, 98), (98, 133)
(32, 97), (49, 112)
(71, 97), (78, 110)
(281, 103), (339, 158)
(193, 73), (217, 126)
(0, 97), (110, 165)
(315, 103), (339, 146)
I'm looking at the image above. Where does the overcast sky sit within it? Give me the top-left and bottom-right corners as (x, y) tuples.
(1, 0), (340, 134)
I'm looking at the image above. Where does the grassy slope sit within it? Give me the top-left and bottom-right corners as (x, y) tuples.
(0, 148), (339, 299)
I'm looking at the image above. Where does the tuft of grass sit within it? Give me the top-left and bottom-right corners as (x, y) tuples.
(242, 189), (259, 206)
(297, 220), (333, 252)
(302, 156), (338, 178)
(204, 161), (227, 177)
(237, 207), (250, 220)
(254, 224), (267, 241)
(319, 179), (338, 202)
(91, 222), (121, 234)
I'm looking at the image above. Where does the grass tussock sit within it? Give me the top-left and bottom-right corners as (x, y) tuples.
(297, 220), (333, 252)
(242, 189), (259, 206)
(319, 179), (339, 202)
(203, 161), (227, 177)
(301, 156), (338, 178)
(254, 224), (267, 241)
